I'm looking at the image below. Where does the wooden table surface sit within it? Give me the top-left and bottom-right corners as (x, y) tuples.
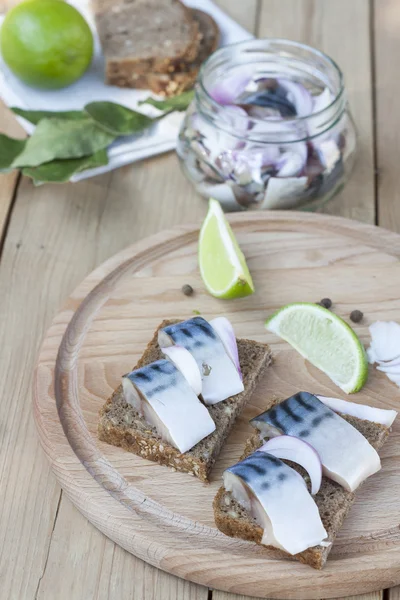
(0, 0), (399, 598)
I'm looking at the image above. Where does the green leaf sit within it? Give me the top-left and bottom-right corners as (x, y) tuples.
(0, 134), (26, 172)
(138, 90), (194, 112)
(11, 107), (86, 125)
(84, 101), (154, 136)
(22, 149), (109, 185)
(12, 118), (115, 168)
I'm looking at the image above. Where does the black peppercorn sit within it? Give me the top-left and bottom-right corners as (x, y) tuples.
(318, 298), (332, 309)
(350, 309), (363, 323)
(182, 284), (194, 296)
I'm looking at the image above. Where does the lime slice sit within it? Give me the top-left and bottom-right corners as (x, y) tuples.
(265, 303), (368, 394)
(199, 198), (254, 299)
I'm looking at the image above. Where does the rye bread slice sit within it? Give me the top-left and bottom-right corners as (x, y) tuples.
(94, 0), (202, 82)
(98, 319), (272, 482)
(213, 401), (390, 569)
(128, 10), (220, 96)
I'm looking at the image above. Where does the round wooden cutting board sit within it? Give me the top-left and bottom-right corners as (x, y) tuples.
(34, 211), (400, 600)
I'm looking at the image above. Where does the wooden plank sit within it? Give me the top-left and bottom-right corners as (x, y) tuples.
(215, 0), (259, 32)
(0, 100), (26, 247)
(374, 4), (400, 598)
(0, 163), (210, 600)
(374, 0), (400, 232)
(257, 0), (375, 224)
(216, 4), (376, 599)
(36, 495), (208, 600)
(0, 5), (259, 600)
(213, 592), (383, 600)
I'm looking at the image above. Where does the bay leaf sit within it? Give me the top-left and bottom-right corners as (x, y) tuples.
(22, 149), (109, 185)
(11, 107), (86, 125)
(138, 90), (194, 112)
(84, 101), (154, 136)
(12, 118), (115, 168)
(0, 134), (26, 172)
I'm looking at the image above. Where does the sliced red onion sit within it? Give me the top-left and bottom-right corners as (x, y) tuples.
(209, 317), (242, 379)
(219, 105), (250, 135)
(259, 435), (322, 495)
(312, 87), (333, 114)
(314, 139), (341, 174)
(277, 78), (313, 117)
(377, 355), (400, 368)
(218, 148), (278, 186)
(161, 345), (202, 397)
(209, 69), (252, 105)
(376, 361), (400, 374)
(368, 321), (400, 362)
(276, 142), (308, 177)
(316, 395), (397, 427)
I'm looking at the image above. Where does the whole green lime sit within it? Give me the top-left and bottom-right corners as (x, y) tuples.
(0, 0), (94, 89)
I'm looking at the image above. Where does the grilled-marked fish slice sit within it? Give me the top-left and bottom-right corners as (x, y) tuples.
(122, 359), (216, 454)
(250, 392), (381, 492)
(158, 316), (244, 405)
(224, 451), (327, 555)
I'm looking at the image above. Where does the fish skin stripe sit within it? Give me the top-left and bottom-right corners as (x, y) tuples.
(265, 407), (285, 431)
(180, 327), (193, 338)
(280, 402), (303, 423)
(293, 393), (317, 412)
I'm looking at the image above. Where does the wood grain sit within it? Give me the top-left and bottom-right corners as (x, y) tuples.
(0, 100), (25, 246)
(213, 595), (383, 600)
(374, 0), (400, 233)
(34, 211), (400, 599)
(258, 0), (375, 224)
(0, 2), (258, 599)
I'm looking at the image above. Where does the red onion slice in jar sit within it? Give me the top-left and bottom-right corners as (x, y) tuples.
(259, 435), (322, 495)
(313, 87), (333, 114)
(276, 142), (308, 177)
(277, 78), (313, 117)
(209, 69), (253, 105)
(209, 317), (242, 379)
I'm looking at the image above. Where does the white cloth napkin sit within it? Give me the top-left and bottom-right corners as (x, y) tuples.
(0, 0), (252, 181)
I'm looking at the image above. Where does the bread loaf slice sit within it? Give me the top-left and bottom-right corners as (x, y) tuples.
(94, 0), (202, 86)
(213, 402), (390, 569)
(128, 10), (220, 96)
(98, 320), (272, 482)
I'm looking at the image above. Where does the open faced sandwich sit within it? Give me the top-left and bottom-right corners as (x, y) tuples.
(214, 391), (397, 569)
(99, 316), (272, 481)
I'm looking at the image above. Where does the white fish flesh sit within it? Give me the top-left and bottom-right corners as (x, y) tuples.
(224, 451), (327, 555)
(158, 317), (244, 405)
(250, 392), (381, 492)
(122, 359), (216, 454)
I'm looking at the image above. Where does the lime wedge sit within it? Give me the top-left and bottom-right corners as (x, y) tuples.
(199, 198), (254, 299)
(265, 303), (368, 394)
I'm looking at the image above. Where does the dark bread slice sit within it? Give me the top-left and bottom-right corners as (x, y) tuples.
(95, 0), (202, 82)
(128, 10), (220, 96)
(213, 400), (390, 569)
(98, 319), (272, 482)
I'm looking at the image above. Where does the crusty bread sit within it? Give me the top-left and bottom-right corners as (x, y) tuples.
(213, 400), (390, 569)
(98, 320), (272, 482)
(94, 0), (202, 83)
(128, 10), (220, 97)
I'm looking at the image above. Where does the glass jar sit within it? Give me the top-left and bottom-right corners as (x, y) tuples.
(177, 39), (357, 211)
